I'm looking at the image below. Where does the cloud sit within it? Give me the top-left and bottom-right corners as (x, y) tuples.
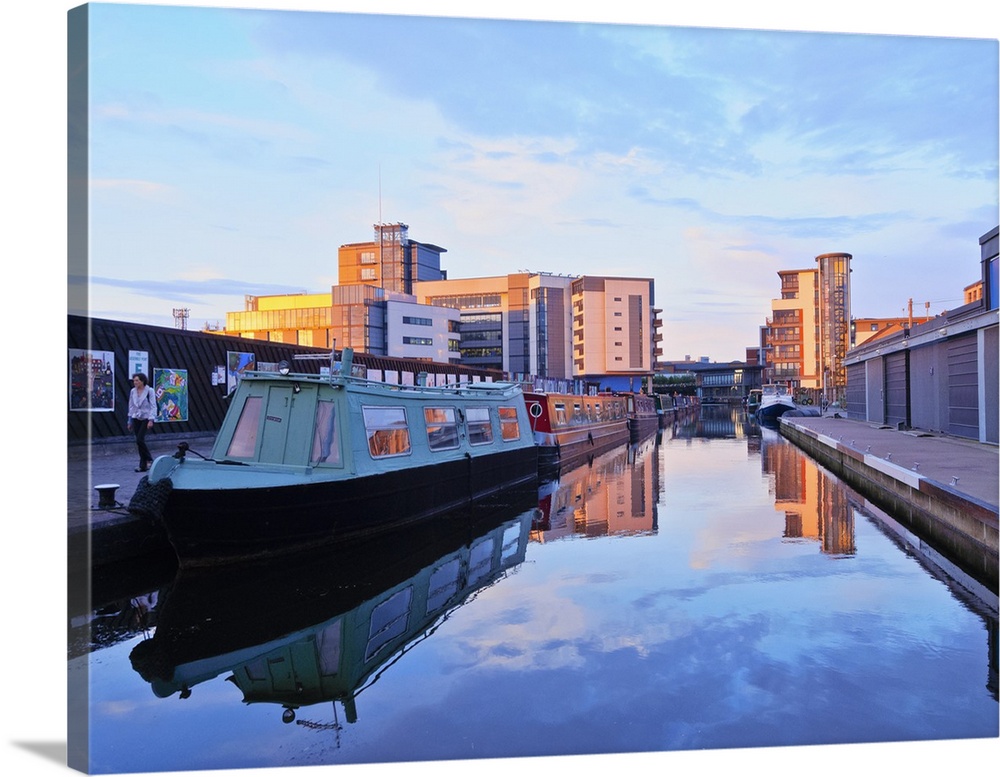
(77, 275), (311, 304)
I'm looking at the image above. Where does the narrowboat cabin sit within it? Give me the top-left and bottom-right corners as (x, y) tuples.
(522, 390), (630, 472)
(141, 349), (538, 566)
(624, 392), (659, 442)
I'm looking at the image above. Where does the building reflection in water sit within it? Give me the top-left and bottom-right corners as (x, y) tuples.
(532, 431), (661, 543)
(760, 425), (857, 556)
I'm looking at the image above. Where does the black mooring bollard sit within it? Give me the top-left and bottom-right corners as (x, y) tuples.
(94, 483), (120, 509)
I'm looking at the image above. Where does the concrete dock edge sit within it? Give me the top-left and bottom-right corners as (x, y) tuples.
(779, 417), (998, 593)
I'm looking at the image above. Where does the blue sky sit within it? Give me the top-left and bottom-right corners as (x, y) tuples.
(69, 2), (998, 363)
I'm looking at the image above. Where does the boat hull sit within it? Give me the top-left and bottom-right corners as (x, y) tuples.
(534, 421), (630, 472)
(158, 446), (538, 567)
(755, 401), (796, 424)
(628, 414), (660, 443)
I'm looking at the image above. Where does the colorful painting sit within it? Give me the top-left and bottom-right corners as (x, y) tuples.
(69, 348), (114, 411)
(153, 368), (189, 423)
(227, 350), (255, 393)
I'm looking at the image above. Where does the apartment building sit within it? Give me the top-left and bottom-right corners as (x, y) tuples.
(414, 273), (659, 389)
(763, 252), (852, 404)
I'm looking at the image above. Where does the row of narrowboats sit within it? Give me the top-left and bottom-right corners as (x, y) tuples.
(134, 349), (693, 568)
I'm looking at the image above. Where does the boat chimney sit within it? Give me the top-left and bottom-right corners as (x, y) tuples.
(340, 347), (354, 376)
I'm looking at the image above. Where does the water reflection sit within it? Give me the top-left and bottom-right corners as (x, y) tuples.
(128, 493), (538, 729)
(76, 410), (997, 771)
(533, 432), (661, 541)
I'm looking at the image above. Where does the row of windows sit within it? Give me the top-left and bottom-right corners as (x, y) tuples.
(428, 294), (502, 309)
(403, 316), (433, 326)
(225, 398), (522, 464)
(363, 404), (522, 457)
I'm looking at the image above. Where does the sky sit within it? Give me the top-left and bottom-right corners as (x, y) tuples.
(3, 3), (1000, 777)
(66, 0), (999, 363)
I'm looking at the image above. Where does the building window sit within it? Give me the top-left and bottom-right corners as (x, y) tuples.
(403, 316), (432, 326)
(361, 268), (377, 281)
(403, 337), (433, 346)
(360, 250), (377, 264)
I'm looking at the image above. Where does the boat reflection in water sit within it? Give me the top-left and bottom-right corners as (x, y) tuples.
(129, 487), (538, 728)
(533, 429), (661, 542)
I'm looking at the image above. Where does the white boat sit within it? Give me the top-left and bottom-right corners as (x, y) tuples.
(755, 382), (797, 423)
(135, 349), (538, 566)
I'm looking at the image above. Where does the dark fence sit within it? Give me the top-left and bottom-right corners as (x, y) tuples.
(68, 315), (501, 445)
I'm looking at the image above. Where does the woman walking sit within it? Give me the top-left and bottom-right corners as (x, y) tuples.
(127, 373), (157, 472)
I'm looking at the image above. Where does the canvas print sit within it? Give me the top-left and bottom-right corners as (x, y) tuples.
(226, 350), (256, 393)
(152, 367), (189, 422)
(69, 348), (115, 411)
(63, 2), (998, 776)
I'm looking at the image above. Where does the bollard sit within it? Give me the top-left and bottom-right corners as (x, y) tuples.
(94, 483), (120, 510)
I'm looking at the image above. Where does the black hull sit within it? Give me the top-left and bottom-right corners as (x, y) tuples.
(160, 447), (538, 566)
(628, 415), (660, 443)
(536, 423), (630, 475)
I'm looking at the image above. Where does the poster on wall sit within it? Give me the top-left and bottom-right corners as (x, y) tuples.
(68, 348), (114, 411)
(128, 349), (149, 378)
(227, 351), (255, 393)
(153, 368), (189, 422)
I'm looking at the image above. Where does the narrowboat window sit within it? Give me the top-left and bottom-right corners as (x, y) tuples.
(310, 400), (341, 465)
(366, 587), (412, 661)
(499, 406), (520, 440)
(363, 406), (411, 458)
(427, 558), (461, 612)
(424, 407), (460, 451)
(554, 402), (567, 425)
(467, 406), (494, 445)
(594, 402), (603, 421)
(226, 396), (262, 458)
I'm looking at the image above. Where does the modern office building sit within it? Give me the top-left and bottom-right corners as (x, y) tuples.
(225, 285), (461, 362)
(415, 272), (660, 389)
(222, 222), (661, 387)
(762, 252), (852, 404)
(338, 222), (447, 294)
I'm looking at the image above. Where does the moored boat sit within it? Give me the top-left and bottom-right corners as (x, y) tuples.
(624, 392), (659, 442)
(522, 390), (630, 472)
(139, 349), (538, 566)
(754, 382), (797, 424)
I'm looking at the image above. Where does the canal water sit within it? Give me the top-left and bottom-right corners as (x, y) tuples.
(71, 407), (998, 775)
